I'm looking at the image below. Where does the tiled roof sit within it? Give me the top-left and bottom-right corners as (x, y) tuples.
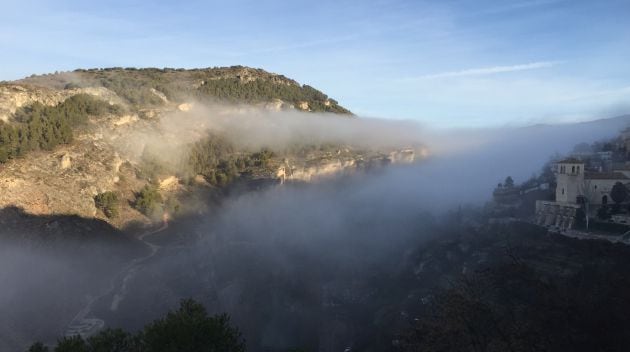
(557, 157), (582, 164)
(584, 172), (629, 180)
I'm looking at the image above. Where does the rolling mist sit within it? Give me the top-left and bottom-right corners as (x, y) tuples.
(1, 107), (629, 351)
(108, 102), (427, 171)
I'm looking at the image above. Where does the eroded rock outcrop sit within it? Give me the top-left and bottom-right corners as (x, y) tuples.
(0, 84), (122, 122)
(276, 148), (417, 183)
(0, 69), (423, 228)
(0, 85), (66, 122)
(0, 136), (148, 227)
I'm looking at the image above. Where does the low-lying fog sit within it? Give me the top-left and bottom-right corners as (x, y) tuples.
(1, 107), (629, 351)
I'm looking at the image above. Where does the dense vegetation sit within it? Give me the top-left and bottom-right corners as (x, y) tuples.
(185, 134), (277, 186)
(195, 78), (346, 113)
(187, 134), (237, 183)
(0, 94), (120, 163)
(133, 184), (163, 216)
(19, 67), (351, 113)
(27, 299), (245, 352)
(394, 222), (630, 352)
(94, 191), (119, 218)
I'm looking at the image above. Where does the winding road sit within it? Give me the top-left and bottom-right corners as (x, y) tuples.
(64, 221), (168, 337)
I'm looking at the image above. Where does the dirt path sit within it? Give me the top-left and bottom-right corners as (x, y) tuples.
(63, 221), (168, 337)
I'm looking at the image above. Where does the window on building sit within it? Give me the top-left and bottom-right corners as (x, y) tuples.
(577, 166), (580, 174)
(572, 166), (575, 173)
(562, 188), (565, 195)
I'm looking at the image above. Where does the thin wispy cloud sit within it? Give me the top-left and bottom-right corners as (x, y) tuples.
(1, 0), (628, 127)
(469, 0), (567, 17)
(411, 61), (563, 80)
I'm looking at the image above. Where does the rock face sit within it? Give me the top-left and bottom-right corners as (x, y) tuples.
(0, 85), (66, 122)
(0, 84), (121, 122)
(150, 88), (169, 103)
(282, 159), (357, 182)
(297, 101), (310, 111)
(177, 103), (193, 112)
(263, 99), (293, 112)
(0, 69), (422, 227)
(534, 200), (579, 230)
(59, 154), (72, 170)
(112, 114), (139, 126)
(73, 86), (123, 105)
(0, 134), (147, 226)
(276, 149), (417, 183)
(226, 67), (297, 86)
(158, 176), (180, 191)
(388, 149), (415, 164)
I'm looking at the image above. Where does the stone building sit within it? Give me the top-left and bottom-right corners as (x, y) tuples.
(555, 158), (584, 203)
(555, 158), (629, 206)
(535, 157), (630, 230)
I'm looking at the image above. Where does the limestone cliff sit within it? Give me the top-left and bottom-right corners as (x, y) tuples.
(276, 149), (417, 183)
(0, 132), (148, 227)
(0, 84), (121, 122)
(0, 67), (422, 228)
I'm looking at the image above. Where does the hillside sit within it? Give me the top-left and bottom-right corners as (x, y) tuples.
(13, 66), (352, 114)
(0, 67), (416, 228)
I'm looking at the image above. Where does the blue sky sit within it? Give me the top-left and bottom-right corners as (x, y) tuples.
(1, 0), (629, 127)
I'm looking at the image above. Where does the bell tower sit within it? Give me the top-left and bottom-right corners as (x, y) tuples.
(555, 158), (584, 203)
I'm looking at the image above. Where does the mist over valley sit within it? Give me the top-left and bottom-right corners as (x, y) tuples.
(2, 67), (630, 351)
(2, 1), (630, 347)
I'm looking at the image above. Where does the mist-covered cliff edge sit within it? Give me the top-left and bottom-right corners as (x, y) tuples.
(0, 67), (423, 228)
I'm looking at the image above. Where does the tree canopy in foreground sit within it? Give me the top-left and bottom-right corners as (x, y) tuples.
(28, 299), (245, 352)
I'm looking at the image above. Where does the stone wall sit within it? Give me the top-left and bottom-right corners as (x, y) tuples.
(535, 200), (581, 230)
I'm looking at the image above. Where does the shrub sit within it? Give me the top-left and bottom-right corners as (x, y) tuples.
(94, 191), (119, 218)
(0, 95), (122, 163)
(134, 184), (163, 215)
(27, 300), (244, 352)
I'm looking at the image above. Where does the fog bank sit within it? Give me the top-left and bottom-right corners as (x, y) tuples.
(2, 107), (630, 350)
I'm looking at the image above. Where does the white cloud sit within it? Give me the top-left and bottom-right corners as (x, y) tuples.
(411, 61), (563, 80)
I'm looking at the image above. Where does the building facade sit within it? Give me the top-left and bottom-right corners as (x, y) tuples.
(535, 157), (630, 230)
(555, 158), (629, 206)
(555, 158), (584, 203)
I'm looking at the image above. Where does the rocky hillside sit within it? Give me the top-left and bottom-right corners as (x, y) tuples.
(0, 84), (120, 122)
(0, 67), (418, 228)
(13, 66), (351, 114)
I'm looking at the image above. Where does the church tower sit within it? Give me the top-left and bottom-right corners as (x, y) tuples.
(555, 158), (584, 203)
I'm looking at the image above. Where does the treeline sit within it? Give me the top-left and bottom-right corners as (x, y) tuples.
(196, 78), (349, 113)
(187, 134), (276, 186)
(54, 68), (351, 113)
(137, 133), (278, 191)
(69, 69), (183, 107)
(27, 299), (245, 352)
(0, 94), (120, 163)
